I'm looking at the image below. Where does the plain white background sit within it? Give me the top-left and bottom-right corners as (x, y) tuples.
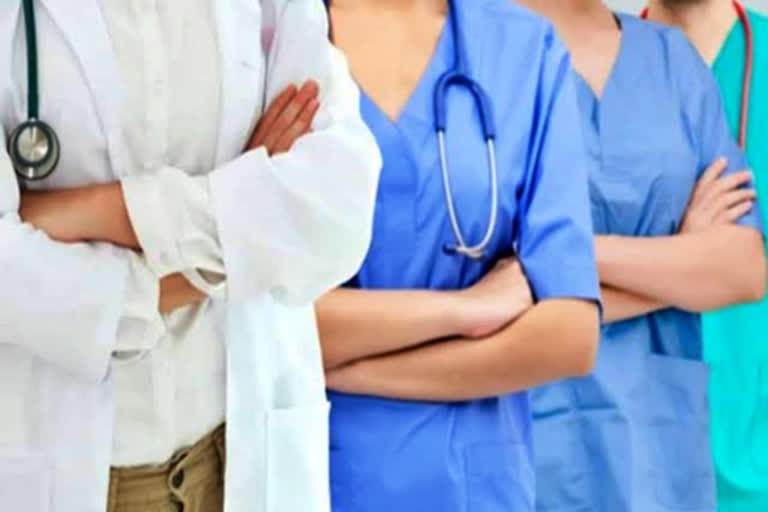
(608, 0), (768, 12)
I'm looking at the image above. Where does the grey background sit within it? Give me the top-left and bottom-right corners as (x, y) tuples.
(607, 0), (768, 12)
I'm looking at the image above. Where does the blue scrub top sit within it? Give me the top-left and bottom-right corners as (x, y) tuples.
(532, 14), (763, 512)
(328, 1), (600, 511)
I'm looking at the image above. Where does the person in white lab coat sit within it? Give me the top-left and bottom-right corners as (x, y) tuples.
(0, 1), (380, 511)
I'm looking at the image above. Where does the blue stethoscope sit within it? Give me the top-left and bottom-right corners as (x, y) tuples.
(325, 0), (499, 260)
(8, 0), (60, 181)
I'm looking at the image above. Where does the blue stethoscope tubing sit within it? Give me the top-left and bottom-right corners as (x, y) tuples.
(325, 0), (500, 260)
(8, 0), (60, 181)
(435, 0), (499, 260)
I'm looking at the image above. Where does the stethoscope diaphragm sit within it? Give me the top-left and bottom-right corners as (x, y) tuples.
(8, 118), (60, 181)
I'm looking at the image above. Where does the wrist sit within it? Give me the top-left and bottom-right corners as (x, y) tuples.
(442, 290), (470, 336)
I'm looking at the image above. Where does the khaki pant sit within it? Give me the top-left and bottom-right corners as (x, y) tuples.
(107, 425), (225, 512)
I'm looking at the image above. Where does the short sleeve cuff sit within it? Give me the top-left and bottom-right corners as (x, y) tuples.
(523, 260), (602, 308)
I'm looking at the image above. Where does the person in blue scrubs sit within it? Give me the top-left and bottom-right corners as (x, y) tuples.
(517, 1), (766, 510)
(314, 0), (601, 510)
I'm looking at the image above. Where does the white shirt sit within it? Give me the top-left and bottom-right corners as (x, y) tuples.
(101, 0), (227, 467)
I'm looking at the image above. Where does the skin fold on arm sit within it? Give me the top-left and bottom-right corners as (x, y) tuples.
(18, 82), (321, 314)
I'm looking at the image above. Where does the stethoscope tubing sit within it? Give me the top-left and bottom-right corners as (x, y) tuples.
(641, 0), (753, 148)
(325, 0), (501, 260)
(21, 0), (39, 119)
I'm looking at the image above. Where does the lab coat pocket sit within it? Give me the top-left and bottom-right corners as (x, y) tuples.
(646, 354), (715, 510)
(749, 362), (768, 475)
(266, 402), (331, 512)
(464, 441), (534, 512)
(0, 454), (51, 512)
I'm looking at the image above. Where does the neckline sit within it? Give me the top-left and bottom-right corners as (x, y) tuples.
(573, 12), (629, 103)
(363, 17), (450, 126)
(713, 11), (746, 69)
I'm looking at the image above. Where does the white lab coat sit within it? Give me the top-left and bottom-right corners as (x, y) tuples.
(0, 1), (380, 511)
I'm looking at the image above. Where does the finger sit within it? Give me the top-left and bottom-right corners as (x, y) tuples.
(717, 200), (754, 224)
(247, 85), (298, 150)
(697, 157), (728, 189)
(272, 98), (320, 154)
(691, 157), (728, 204)
(261, 81), (319, 150)
(713, 188), (757, 212)
(701, 170), (753, 205)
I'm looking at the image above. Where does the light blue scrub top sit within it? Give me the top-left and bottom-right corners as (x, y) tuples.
(328, 2), (600, 511)
(532, 14), (764, 512)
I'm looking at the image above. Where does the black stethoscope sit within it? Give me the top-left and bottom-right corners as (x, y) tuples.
(641, 0), (753, 148)
(324, 0), (499, 260)
(8, 0), (60, 181)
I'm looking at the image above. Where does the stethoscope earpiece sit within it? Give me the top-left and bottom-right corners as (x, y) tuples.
(9, 118), (60, 181)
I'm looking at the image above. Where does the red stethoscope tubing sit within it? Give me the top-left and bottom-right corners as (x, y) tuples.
(641, 1), (753, 148)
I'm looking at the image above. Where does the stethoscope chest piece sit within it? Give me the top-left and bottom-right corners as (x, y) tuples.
(8, 118), (60, 181)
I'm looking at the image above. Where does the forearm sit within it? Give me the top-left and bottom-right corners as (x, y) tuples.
(596, 226), (766, 311)
(601, 286), (666, 324)
(21, 183), (140, 248)
(316, 288), (463, 370)
(326, 299), (599, 401)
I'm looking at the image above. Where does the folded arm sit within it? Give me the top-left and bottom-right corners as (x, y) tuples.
(317, 260), (533, 370)
(0, 137), (167, 381)
(597, 224), (765, 312)
(326, 299), (599, 401)
(600, 286), (665, 324)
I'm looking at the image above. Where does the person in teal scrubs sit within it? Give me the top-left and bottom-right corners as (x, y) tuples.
(646, 2), (768, 509)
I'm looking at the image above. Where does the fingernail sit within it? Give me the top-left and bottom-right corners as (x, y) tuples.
(304, 80), (319, 93)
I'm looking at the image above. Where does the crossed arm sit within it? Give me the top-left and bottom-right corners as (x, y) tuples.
(318, 259), (600, 401)
(600, 159), (765, 323)
(19, 82), (321, 314)
(321, 159), (765, 401)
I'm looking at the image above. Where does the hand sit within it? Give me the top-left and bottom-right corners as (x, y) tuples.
(680, 158), (755, 233)
(456, 258), (533, 339)
(20, 188), (97, 243)
(246, 80), (321, 156)
(159, 273), (207, 314)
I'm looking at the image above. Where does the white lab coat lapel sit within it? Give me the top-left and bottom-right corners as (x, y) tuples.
(0, 2), (21, 133)
(213, 0), (264, 165)
(38, 0), (126, 176)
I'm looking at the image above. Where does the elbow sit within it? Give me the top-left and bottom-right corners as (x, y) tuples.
(687, 229), (767, 312)
(734, 233), (766, 304)
(745, 252), (767, 303)
(327, 154), (380, 281)
(570, 323), (600, 377)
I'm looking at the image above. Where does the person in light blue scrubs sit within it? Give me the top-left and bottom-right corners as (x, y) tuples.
(518, 1), (766, 511)
(314, 0), (601, 510)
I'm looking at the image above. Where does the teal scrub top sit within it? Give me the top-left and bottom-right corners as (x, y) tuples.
(706, 8), (768, 512)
